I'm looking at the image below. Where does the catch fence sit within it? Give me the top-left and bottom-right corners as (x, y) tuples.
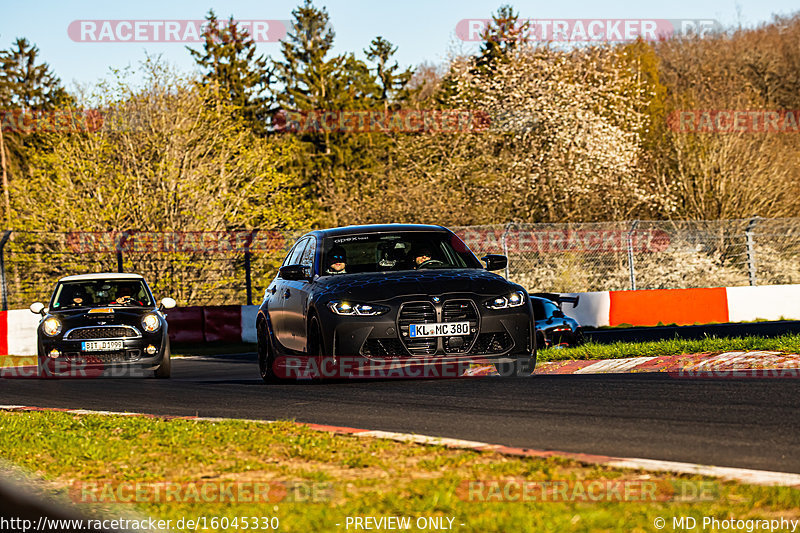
(2, 218), (799, 309)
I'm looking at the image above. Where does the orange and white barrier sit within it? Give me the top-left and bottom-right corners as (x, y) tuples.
(562, 284), (800, 327)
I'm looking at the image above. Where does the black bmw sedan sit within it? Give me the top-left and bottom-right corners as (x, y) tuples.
(30, 273), (176, 378)
(256, 224), (537, 381)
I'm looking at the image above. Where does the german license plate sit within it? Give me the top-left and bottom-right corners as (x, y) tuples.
(409, 322), (470, 338)
(81, 340), (123, 352)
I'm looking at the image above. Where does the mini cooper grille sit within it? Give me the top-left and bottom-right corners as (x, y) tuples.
(360, 338), (407, 358)
(470, 332), (514, 355)
(398, 302), (437, 355)
(442, 300), (479, 354)
(65, 326), (139, 340)
(66, 350), (142, 363)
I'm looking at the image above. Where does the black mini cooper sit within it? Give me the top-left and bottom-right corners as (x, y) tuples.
(30, 273), (176, 378)
(256, 224), (537, 381)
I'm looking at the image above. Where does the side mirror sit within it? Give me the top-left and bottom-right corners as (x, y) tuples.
(159, 297), (177, 310)
(481, 254), (508, 271)
(30, 302), (45, 316)
(279, 264), (309, 281)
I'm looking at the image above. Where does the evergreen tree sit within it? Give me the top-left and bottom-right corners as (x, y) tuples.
(0, 37), (72, 226)
(365, 37), (412, 108)
(474, 5), (529, 71)
(271, 0), (390, 225)
(188, 10), (271, 134)
(0, 38), (72, 109)
(271, 0), (338, 114)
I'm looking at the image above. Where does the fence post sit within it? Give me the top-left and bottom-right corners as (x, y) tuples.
(627, 220), (639, 291)
(0, 230), (11, 311)
(501, 222), (515, 281)
(745, 216), (760, 286)
(244, 250), (253, 306)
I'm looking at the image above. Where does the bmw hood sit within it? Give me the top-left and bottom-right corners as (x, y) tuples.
(313, 269), (521, 302)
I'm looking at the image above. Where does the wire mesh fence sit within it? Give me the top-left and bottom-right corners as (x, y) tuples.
(2, 218), (799, 310)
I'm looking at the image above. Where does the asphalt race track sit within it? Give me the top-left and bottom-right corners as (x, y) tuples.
(2, 354), (798, 474)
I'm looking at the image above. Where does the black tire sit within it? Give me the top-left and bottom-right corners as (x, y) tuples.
(307, 315), (326, 380)
(154, 341), (171, 378)
(258, 319), (280, 383)
(536, 331), (547, 350)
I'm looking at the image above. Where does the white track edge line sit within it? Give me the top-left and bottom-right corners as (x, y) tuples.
(1, 405), (798, 488)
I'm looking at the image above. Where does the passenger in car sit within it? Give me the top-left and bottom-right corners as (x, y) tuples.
(325, 246), (347, 275)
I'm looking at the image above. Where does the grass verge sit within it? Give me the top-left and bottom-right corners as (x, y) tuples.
(539, 333), (800, 362)
(0, 411), (797, 532)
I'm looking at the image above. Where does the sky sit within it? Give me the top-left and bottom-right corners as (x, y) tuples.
(1, 0), (798, 94)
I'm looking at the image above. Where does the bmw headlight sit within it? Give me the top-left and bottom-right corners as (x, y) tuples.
(327, 301), (389, 316)
(142, 313), (160, 332)
(485, 291), (526, 310)
(42, 317), (62, 336)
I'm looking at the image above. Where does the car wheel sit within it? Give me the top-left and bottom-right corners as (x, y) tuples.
(154, 341), (171, 378)
(307, 315), (326, 380)
(536, 331), (547, 350)
(258, 319), (280, 383)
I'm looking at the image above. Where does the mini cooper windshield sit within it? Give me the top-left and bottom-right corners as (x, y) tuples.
(50, 280), (154, 309)
(321, 231), (481, 275)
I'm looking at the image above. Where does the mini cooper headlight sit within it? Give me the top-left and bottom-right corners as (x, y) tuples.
(327, 301), (389, 316)
(142, 314), (160, 332)
(42, 317), (62, 336)
(485, 291), (526, 310)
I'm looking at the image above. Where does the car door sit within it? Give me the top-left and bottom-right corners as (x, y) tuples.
(269, 237), (308, 350)
(282, 236), (316, 352)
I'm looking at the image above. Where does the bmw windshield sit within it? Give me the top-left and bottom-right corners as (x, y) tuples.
(321, 232), (481, 275)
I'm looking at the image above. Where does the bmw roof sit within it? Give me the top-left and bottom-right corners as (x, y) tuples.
(309, 224), (450, 238)
(58, 273), (146, 282)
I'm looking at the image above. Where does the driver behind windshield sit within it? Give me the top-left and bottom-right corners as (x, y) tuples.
(413, 247), (433, 268)
(112, 283), (144, 305)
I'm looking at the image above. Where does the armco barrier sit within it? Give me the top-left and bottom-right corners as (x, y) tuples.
(165, 306), (204, 343)
(203, 305), (243, 342)
(2, 287), (800, 355)
(166, 306), (254, 344)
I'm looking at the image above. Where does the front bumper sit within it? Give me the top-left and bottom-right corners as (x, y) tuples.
(39, 335), (167, 374)
(319, 294), (535, 364)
